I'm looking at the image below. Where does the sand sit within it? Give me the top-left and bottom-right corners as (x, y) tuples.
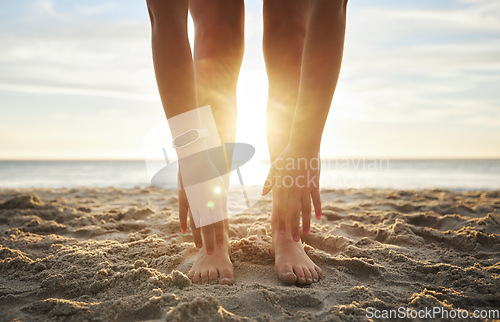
(0, 187), (498, 321)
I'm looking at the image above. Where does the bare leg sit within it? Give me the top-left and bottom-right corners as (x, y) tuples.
(264, 0), (306, 162)
(263, 0), (322, 285)
(186, 0), (244, 285)
(191, 0), (244, 160)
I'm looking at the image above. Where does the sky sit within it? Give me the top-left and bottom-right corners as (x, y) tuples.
(0, 0), (499, 160)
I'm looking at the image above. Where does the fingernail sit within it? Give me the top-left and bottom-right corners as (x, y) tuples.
(207, 249), (214, 255)
(196, 242), (202, 248)
(279, 226), (285, 233)
(217, 240), (223, 247)
(293, 235), (300, 242)
(304, 228), (310, 235)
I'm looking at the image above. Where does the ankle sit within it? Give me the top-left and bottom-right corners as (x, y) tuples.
(271, 228), (298, 243)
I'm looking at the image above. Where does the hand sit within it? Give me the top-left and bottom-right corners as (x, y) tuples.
(261, 146), (322, 241)
(179, 187), (226, 255)
(177, 155), (228, 255)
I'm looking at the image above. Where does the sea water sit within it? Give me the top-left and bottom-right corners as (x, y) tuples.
(0, 159), (499, 191)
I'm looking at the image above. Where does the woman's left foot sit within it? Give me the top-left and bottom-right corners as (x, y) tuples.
(271, 230), (323, 285)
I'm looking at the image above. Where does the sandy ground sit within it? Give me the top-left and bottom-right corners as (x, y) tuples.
(0, 187), (499, 321)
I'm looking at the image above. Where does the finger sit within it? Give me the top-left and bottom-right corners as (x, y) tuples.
(301, 194), (312, 235)
(261, 166), (276, 196)
(277, 187), (287, 234)
(218, 189), (229, 220)
(178, 192), (188, 233)
(202, 224), (215, 255)
(189, 210), (203, 248)
(221, 190), (228, 214)
(312, 188), (322, 220)
(289, 195), (301, 242)
(214, 220), (224, 248)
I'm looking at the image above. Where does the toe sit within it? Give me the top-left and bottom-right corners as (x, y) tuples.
(187, 270), (194, 281)
(293, 266), (306, 285)
(209, 268), (218, 284)
(310, 267), (319, 282)
(277, 264), (297, 284)
(192, 271), (202, 284)
(314, 265), (323, 279)
(201, 270), (209, 284)
(303, 267), (313, 285)
(219, 268), (234, 285)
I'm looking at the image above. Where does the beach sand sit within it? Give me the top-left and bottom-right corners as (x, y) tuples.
(0, 187), (498, 321)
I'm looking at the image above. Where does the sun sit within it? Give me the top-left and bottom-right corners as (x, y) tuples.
(235, 69), (269, 160)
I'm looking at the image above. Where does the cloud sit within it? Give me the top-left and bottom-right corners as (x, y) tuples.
(1, 0), (499, 159)
(75, 3), (116, 16)
(0, 4), (156, 97)
(334, 0), (500, 127)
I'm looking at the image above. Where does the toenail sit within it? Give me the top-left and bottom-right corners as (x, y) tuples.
(219, 277), (232, 284)
(307, 278), (312, 283)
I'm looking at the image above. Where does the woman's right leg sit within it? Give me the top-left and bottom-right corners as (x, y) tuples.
(186, 0), (245, 285)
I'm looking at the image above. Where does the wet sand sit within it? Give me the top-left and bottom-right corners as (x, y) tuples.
(0, 187), (499, 321)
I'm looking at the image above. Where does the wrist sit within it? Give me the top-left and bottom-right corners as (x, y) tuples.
(287, 134), (321, 157)
(177, 150), (213, 187)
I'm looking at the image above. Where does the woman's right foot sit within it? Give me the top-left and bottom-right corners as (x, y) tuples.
(187, 240), (233, 285)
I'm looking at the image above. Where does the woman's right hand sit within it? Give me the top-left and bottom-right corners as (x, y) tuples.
(177, 155), (228, 255)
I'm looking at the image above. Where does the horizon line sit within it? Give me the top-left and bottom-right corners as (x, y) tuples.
(1, 157), (500, 161)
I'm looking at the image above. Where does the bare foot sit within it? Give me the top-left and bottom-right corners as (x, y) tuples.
(271, 229), (323, 285)
(187, 238), (233, 285)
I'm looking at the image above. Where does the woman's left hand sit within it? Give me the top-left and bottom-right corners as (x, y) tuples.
(262, 145), (322, 241)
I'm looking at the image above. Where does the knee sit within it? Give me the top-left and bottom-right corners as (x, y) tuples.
(265, 18), (307, 43)
(191, 1), (244, 56)
(194, 17), (244, 55)
(197, 20), (243, 44)
(263, 1), (308, 41)
(310, 0), (348, 14)
(146, 0), (187, 30)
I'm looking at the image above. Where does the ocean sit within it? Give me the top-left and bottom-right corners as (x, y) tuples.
(1, 159), (499, 191)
